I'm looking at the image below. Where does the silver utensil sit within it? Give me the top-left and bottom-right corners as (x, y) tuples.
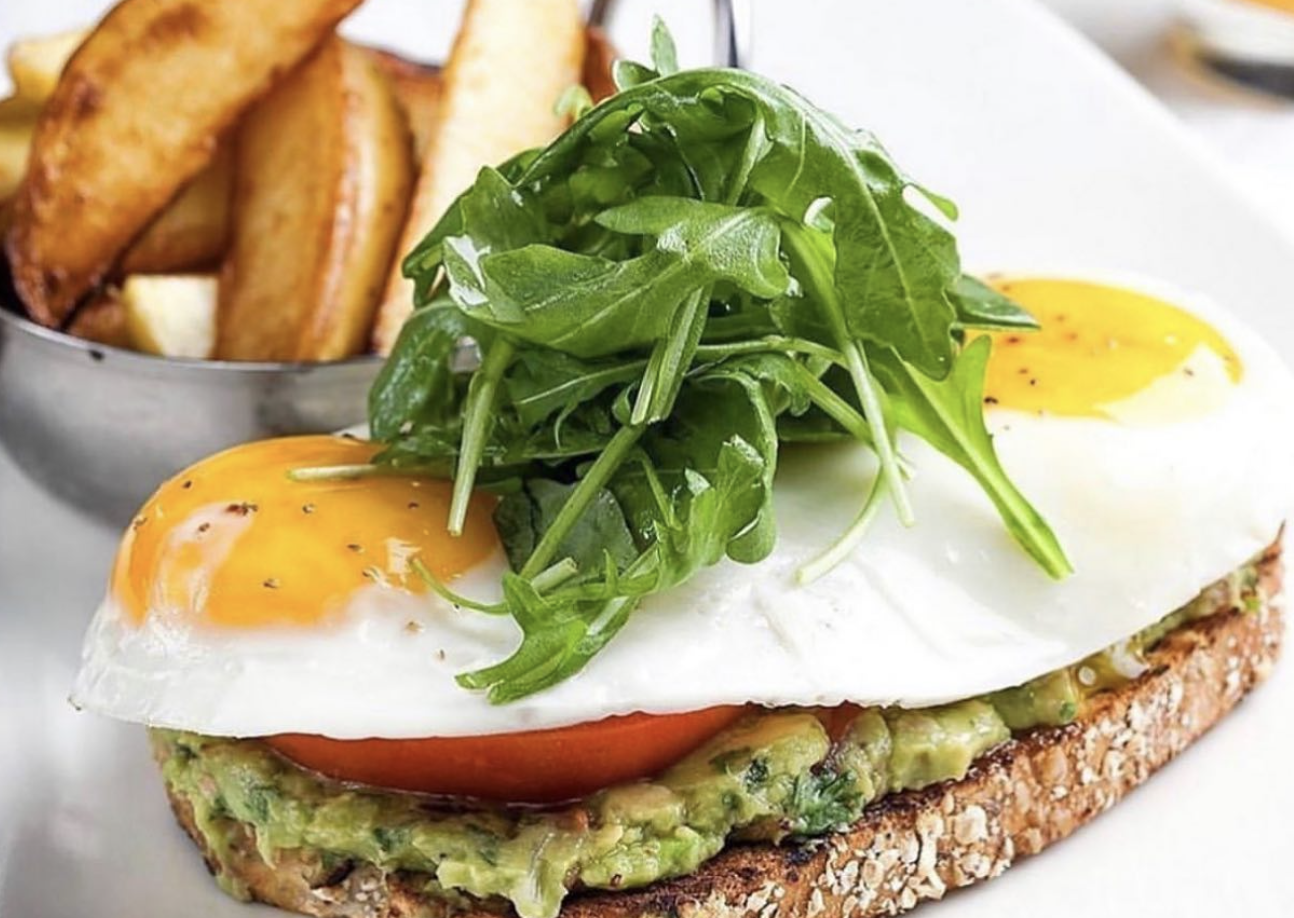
(589, 0), (751, 69)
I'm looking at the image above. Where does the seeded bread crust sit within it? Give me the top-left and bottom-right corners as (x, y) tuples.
(163, 549), (1283, 918)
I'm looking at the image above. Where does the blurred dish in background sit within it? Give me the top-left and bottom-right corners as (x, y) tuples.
(1178, 0), (1294, 98)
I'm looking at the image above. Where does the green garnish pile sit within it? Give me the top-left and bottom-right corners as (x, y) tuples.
(367, 23), (1071, 703)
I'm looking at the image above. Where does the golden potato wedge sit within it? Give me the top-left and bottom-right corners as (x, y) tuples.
(0, 45), (229, 273)
(217, 37), (414, 362)
(371, 0), (585, 355)
(584, 25), (618, 103)
(366, 48), (443, 161)
(66, 288), (132, 350)
(6, 0), (364, 327)
(0, 102), (34, 203)
(120, 144), (232, 274)
(123, 273), (217, 359)
(6, 29), (87, 105)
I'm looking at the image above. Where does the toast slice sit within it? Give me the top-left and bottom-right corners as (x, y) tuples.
(161, 548), (1282, 918)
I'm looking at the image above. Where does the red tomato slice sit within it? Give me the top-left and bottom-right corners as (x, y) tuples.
(265, 706), (746, 803)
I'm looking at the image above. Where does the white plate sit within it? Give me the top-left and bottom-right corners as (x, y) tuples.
(2, 0), (1292, 915)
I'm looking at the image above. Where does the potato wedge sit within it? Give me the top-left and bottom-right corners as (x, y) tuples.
(584, 25), (618, 103)
(366, 48), (443, 161)
(0, 102), (34, 203)
(120, 144), (232, 274)
(123, 274), (217, 359)
(217, 37), (414, 362)
(370, 0), (585, 355)
(66, 288), (132, 350)
(5, 0), (364, 327)
(0, 31), (229, 273)
(6, 29), (87, 105)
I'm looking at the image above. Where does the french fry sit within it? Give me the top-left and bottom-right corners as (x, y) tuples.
(584, 25), (618, 103)
(122, 274), (218, 359)
(65, 288), (132, 350)
(120, 144), (232, 274)
(366, 48), (443, 161)
(216, 36), (414, 361)
(0, 101), (34, 204)
(0, 27), (229, 273)
(370, 0), (586, 355)
(5, 0), (364, 327)
(6, 29), (87, 104)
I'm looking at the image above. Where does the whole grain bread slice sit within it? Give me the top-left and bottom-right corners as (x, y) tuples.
(164, 550), (1284, 918)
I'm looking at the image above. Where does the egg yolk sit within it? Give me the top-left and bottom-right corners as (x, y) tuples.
(980, 278), (1241, 417)
(1244, 0), (1294, 14)
(111, 436), (498, 630)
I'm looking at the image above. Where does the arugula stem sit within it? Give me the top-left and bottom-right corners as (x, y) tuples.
(796, 475), (888, 584)
(519, 424), (645, 578)
(723, 111), (766, 206)
(449, 340), (515, 535)
(781, 221), (913, 525)
(288, 461), (466, 483)
(789, 363), (873, 446)
(694, 335), (842, 365)
(412, 559), (505, 613)
(287, 463), (397, 482)
(632, 287), (708, 425)
(529, 558), (580, 593)
(842, 340), (914, 525)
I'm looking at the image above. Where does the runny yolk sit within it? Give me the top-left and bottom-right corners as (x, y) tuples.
(111, 436), (498, 629)
(979, 277), (1242, 418)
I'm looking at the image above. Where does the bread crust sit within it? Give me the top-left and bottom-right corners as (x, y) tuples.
(164, 551), (1283, 918)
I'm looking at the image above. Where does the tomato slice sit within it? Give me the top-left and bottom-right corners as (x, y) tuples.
(265, 706), (746, 803)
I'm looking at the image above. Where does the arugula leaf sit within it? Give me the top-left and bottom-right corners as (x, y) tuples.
(441, 202), (791, 358)
(612, 59), (659, 93)
(455, 575), (592, 701)
(598, 197), (791, 296)
(652, 436), (770, 582)
(951, 275), (1039, 331)
(555, 84), (594, 121)
(494, 479), (637, 573)
(504, 350), (644, 428)
(650, 14), (679, 76)
(402, 160), (543, 307)
(637, 372), (779, 564)
(871, 336), (1072, 578)
(369, 302), (478, 442)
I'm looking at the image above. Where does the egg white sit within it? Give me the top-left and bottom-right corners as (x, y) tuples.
(71, 278), (1294, 738)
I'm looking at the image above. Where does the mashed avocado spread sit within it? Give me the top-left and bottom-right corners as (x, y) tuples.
(155, 565), (1259, 918)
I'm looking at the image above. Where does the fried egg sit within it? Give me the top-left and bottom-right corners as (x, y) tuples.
(72, 276), (1294, 737)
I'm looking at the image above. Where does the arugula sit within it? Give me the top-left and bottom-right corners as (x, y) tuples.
(368, 23), (1070, 703)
